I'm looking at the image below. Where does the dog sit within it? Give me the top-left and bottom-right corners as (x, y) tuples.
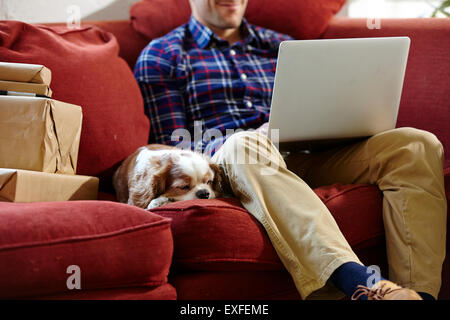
(113, 144), (227, 209)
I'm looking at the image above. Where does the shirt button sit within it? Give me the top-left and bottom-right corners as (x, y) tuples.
(230, 49), (236, 56)
(246, 101), (253, 108)
(240, 73), (247, 81)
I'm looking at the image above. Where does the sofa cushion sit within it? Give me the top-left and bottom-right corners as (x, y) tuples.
(170, 271), (301, 300)
(314, 183), (385, 250)
(85, 20), (154, 71)
(245, 0), (347, 40)
(0, 201), (173, 299)
(152, 198), (284, 271)
(150, 184), (384, 272)
(170, 243), (390, 300)
(130, 0), (191, 41)
(130, 0), (346, 41)
(33, 284), (177, 300)
(0, 21), (150, 190)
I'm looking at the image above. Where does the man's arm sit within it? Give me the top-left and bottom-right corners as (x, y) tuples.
(134, 40), (229, 156)
(134, 40), (187, 146)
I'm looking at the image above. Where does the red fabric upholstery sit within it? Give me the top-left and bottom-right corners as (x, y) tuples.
(170, 243), (389, 300)
(315, 184), (384, 250)
(33, 284), (177, 300)
(130, 0), (191, 41)
(40, 21), (151, 71)
(322, 18), (450, 169)
(150, 184), (384, 273)
(130, 0), (346, 41)
(156, 185), (388, 300)
(245, 0), (346, 39)
(0, 21), (150, 189)
(83, 20), (152, 72)
(0, 201), (173, 299)
(170, 271), (301, 300)
(151, 198), (284, 271)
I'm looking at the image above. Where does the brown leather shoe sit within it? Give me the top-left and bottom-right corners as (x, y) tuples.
(351, 280), (423, 300)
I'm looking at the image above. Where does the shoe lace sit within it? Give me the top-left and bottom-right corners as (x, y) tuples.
(351, 283), (402, 300)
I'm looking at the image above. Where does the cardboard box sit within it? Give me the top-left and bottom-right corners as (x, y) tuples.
(0, 62), (52, 85)
(0, 169), (98, 202)
(0, 96), (82, 175)
(0, 80), (52, 97)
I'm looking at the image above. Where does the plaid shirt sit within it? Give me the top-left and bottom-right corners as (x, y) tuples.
(134, 16), (292, 156)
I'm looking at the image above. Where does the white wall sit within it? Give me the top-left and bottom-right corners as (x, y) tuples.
(0, 0), (444, 23)
(0, 0), (350, 22)
(347, 0), (444, 18)
(0, 0), (141, 23)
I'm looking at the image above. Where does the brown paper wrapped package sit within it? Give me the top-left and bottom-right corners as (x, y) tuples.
(0, 96), (82, 175)
(0, 80), (52, 97)
(0, 169), (98, 202)
(0, 62), (52, 85)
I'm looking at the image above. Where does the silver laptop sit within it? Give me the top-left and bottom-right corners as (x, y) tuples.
(268, 37), (410, 151)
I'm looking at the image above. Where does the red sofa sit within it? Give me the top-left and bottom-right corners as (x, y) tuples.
(0, 13), (449, 299)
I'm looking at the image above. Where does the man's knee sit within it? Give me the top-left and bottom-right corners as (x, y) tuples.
(222, 130), (259, 151)
(375, 127), (444, 162)
(213, 130), (286, 170)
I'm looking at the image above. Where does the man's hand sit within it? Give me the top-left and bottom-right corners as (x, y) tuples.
(255, 122), (269, 137)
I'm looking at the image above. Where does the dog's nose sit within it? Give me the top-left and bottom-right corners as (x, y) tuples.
(196, 189), (210, 199)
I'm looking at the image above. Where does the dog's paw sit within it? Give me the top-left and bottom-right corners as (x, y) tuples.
(147, 197), (174, 209)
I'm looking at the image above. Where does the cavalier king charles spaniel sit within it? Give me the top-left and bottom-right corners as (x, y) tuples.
(113, 144), (227, 209)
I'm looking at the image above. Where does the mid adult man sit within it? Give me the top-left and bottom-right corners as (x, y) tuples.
(134, 0), (446, 300)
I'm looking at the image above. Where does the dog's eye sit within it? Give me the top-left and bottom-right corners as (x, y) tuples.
(207, 180), (213, 185)
(179, 185), (190, 190)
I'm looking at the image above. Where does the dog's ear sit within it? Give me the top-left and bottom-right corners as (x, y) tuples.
(129, 157), (173, 209)
(112, 160), (129, 204)
(209, 163), (233, 198)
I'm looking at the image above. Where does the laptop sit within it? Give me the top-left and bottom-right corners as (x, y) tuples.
(267, 37), (411, 151)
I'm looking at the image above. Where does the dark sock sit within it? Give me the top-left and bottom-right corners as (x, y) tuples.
(329, 262), (386, 300)
(418, 292), (435, 300)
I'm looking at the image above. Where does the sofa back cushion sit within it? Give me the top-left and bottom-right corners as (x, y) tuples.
(149, 186), (384, 273)
(0, 21), (150, 191)
(130, 0), (346, 41)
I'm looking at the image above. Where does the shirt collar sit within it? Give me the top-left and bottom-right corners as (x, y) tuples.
(188, 15), (259, 49)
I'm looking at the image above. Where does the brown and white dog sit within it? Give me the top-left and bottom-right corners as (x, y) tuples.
(113, 144), (227, 209)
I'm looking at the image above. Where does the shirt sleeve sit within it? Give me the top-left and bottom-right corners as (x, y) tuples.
(134, 39), (188, 147)
(134, 39), (233, 157)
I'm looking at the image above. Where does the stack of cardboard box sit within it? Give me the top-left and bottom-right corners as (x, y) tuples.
(0, 62), (98, 202)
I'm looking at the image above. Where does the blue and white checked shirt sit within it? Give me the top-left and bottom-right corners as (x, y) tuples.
(134, 16), (292, 156)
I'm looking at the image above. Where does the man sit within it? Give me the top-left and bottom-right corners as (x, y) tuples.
(134, 0), (447, 300)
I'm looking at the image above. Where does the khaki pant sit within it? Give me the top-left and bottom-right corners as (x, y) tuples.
(211, 127), (447, 299)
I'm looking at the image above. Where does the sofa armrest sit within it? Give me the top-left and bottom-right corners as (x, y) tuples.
(0, 201), (173, 298)
(322, 18), (450, 168)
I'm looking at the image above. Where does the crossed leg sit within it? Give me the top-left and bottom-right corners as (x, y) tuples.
(212, 127), (446, 299)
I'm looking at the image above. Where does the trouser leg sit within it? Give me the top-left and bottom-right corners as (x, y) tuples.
(285, 127), (447, 298)
(212, 131), (361, 299)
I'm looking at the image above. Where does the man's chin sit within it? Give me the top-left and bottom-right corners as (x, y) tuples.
(219, 18), (243, 29)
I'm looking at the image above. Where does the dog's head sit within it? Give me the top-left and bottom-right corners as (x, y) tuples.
(161, 150), (220, 202)
(127, 148), (228, 208)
